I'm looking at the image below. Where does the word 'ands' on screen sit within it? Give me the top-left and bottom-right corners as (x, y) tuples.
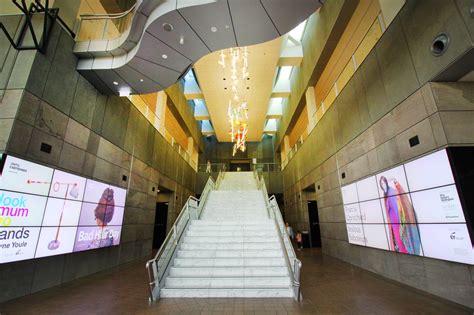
(0, 154), (126, 264)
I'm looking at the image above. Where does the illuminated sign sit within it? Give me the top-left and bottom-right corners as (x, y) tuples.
(341, 149), (474, 265)
(0, 155), (126, 264)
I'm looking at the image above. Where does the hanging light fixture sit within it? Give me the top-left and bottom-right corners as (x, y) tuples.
(219, 46), (250, 156)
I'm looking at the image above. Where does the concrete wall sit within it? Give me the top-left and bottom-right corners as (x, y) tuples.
(0, 21), (196, 302)
(282, 0), (474, 308)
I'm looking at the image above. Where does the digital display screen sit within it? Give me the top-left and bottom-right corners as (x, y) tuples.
(0, 155), (126, 264)
(342, 149), (474, 265)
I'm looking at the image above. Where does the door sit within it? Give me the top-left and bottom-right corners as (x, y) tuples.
(230, 161), (251, 171)
(307, 201), (321, 247)
(153, 202), (168, 249)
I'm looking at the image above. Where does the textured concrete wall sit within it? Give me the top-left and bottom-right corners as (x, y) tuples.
(282, 0), (474, 308)
(0, 23), (196, 302)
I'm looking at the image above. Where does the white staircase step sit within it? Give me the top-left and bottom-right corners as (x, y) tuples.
(165, 277), (291, 289)
(169, 266), (289, 277)
(186, 230), (277, 237)
(176, 249), (283, 258)
(201, 217), (268, 221)
(183, 236), (278, 243)
(181, 242), (281, 250)
(188, 225), (276, 231)
(192, 220), (273, 226)
(173, 258), (286, 267)
(160, 288), (293, 298)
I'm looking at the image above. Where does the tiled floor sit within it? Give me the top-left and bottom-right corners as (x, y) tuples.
(0, 249), (471, 314)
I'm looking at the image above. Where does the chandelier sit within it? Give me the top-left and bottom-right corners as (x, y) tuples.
(218, 47), (250, 156)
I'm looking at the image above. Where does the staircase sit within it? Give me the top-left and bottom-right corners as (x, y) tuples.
(159, 172), (293, 298)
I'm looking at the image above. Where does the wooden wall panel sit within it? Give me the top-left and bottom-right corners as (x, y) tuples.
(289, 104), (308, 148)
(315, 0), (381, 105)
(165, 105), (189, 150)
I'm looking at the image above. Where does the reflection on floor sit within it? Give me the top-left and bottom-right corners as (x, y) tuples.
(1, 248), (471, 314)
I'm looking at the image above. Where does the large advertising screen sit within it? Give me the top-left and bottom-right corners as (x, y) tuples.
(0, 155), (126, 264)
(341, 149), (474, 265)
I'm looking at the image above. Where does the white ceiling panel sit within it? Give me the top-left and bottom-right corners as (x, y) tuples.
(260, 0), (321, 36)
(147, 10), (211, 61)
(136, 32), (192, 73)
(227, 0), (279, 46)
(179, 0), (237, 51)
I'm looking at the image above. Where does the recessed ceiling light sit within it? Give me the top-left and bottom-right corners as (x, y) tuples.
(113, 81), (118, 85)
(140, 79), (144, 82)
(179, 36), (184, 45)
(162, 54), (168, 59)
(119, 87), (131, 97)
(211, 26), (217, 33)
(225, 25), (230, 29)
(162, 23), (173, 32)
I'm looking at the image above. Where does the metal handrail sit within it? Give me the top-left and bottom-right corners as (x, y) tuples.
(256, 173), (302, 301)
(145, 176), (216, 302)
(75, 1), (139, 41)
(215, 170), (224, 189)
(79, 2), (138, 19)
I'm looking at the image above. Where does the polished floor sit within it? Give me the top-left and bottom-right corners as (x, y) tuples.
(0, 248), (471, 314)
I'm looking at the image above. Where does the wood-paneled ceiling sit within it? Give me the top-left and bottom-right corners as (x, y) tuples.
(194, 38), (282, 142)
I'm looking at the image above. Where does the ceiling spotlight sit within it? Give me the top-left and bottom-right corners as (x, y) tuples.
(179, 36), (184, 45)
(225, 25), (230, 29)
(211, 26), (217, 33)
(162, 23), (174, 32)
(113, 81), (118, 86)
(162, 54), (168, 59)
(119, 87), (131, 97)
(140, 79), (144, 82)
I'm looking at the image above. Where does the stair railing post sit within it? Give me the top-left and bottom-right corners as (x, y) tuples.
(173, 224), (177, 246)
(293, 258), (302, 301)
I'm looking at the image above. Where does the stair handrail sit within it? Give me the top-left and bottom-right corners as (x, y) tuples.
(75, 1), (139, 41)
(256, 174), (302, 301)
(145, 175), (216, 302)
(215, 169), (224, 189)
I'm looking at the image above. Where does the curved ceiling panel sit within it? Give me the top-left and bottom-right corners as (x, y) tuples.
(74, 0), (323, 95)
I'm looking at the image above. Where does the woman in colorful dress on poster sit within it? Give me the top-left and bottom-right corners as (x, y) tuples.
(379, 176), (421, 255)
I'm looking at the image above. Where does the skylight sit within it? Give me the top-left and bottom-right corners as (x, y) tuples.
(183, 68), (198, 84)
(288, 20), (307, 42)
(278, 66), (293, 82)
(270, 97), (283, 107)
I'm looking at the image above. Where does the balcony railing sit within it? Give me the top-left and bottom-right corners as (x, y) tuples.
(75, 2), (137, 41)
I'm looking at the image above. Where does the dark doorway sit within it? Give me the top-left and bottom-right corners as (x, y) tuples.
(153, 202), (168, 249)
(229, 160), (251, 171)
(307, 201), (321, 247)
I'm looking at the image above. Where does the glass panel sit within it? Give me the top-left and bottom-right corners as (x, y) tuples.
(76, 19), (107, 41)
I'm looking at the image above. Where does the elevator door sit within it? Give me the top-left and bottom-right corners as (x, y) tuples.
(308, 201), (322, 247)
(153, 202), (168, 249)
